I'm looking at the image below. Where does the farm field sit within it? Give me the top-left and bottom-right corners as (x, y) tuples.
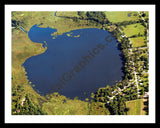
(130, 37), (146, 47)
(104, 11), (139, 23)
(105, 11), (147, 48)
(126, 99), (146, 115)
(120, 23), (145, 37)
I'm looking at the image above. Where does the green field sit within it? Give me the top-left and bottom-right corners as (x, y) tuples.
(104, 11), (139, 23)
(121, 23), (145, 37)
(130, 37), (146, 47)
(104, 11), (147, 48)
(126, 99), (146, 115)
(120, 23), (147, 47)
(42, 93), (89, 115)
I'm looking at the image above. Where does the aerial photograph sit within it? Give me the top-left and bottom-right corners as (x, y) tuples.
(11, 10), (149, 115)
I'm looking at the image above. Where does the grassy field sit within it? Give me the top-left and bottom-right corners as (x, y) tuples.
(120, 23), (145, 37)
(42, 93), (89, 115)
(56, 11), (79, 17)
(104, 11), (139, 23)
(120, 23), (147, 47)
(129, 37), (146, 47)
(12, 11), (100, 35)
(126, 99), (146, 115)
(104, 11), (147, 48)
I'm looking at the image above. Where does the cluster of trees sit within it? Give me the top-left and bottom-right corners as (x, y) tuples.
(77, 11), (109, 24)
(115, 19), (147, 28)
(123, 87), (138, 100)
(131, 49), (149, 93)
(94, 86), (113, 103)
(128, 32), (144, 38)
(133, 49), (149, 70)
(12, 12), (26, 29)
(55, 11), (108, 27)
(110, 28), (122, 38)
(89, 101), (111, 115)
(85, 11), (107, 23)
(12, 93), (46, 115)
(116, 20), (138, 27)
(12, 20), (21, 28)
(118, 37), (134, 80)
(90, 85), (128, 115)
(107, 95), (127, 115)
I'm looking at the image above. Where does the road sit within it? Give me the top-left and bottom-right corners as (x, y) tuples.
(137, 11), (149, 48)
(117, 27), (140, 97)
(115, 12), (150, 98)
(129, 48), (139, 97)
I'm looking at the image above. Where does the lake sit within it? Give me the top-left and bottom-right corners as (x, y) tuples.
(23, 24), (123, 100)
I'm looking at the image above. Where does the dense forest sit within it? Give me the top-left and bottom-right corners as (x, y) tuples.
(12, 93), (46, 115)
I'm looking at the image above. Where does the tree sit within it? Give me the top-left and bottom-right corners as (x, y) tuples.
(86, 11), (106, 23)
(78, 11), (84, 16)
(13, 94), (46, 115)
(142, 13), (146, 17)
(117, 96), (126, 115)
(118, 100), (126, 115)
(140, 88), (145, 95)
(109, 99), (119, 115)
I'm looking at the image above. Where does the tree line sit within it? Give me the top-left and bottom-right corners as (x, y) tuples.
(12, 93), (46, 115)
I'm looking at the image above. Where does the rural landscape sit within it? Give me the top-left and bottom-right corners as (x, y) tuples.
(12, 11), (149, 115)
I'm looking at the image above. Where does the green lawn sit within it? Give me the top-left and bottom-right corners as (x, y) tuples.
(56, 11), (79, 17)
(121, 23), (145, 37)
(130, 37), (146, 47)
(104, 11), (139, 23)
(119, 23), (146, 47)
(126, 99), (146, 115)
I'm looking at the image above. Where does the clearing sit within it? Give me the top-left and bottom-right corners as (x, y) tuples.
(126, 99), (146, 115)
(104, 11), (139, 23)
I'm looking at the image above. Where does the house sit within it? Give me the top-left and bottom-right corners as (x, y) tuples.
(145, 92), (149, 96)
(110, 96), (115, 101)
(17, 109), (21, 113)
(134, 13), (137, 16)
(121, 35), (125, 38)
(139, 83), (143, 85)
(106, 101), (110, 104)
(144, 92), (149, 98)
(21, 98), (26, 106)
(117, 87), (121, 91)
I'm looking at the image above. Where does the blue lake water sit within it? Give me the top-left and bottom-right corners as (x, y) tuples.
(23, 24), (123, 100)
